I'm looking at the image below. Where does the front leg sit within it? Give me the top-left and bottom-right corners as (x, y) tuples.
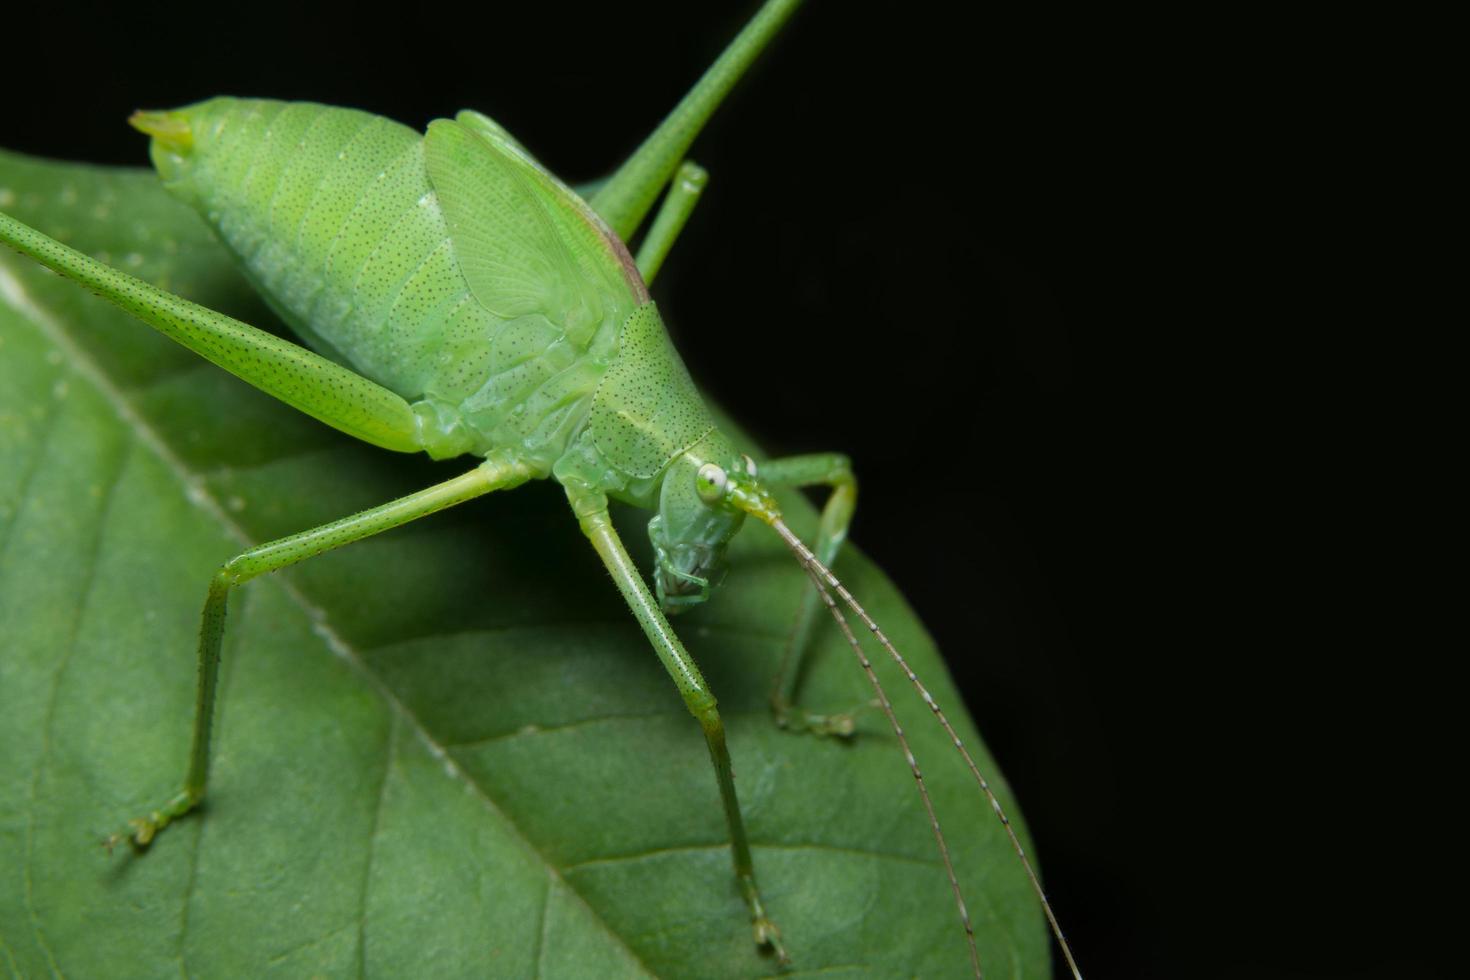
(755, 453), (865, 736)
(568, 487), (786, 964)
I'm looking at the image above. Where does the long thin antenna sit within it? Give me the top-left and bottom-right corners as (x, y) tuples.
(798, 561), (981, 977)
(767, 517), (1084, 980)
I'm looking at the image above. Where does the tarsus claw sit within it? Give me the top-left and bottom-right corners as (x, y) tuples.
(755, 916), (789, 965)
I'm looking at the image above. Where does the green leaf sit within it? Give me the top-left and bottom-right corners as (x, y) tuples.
(0, 150), (1047, 978)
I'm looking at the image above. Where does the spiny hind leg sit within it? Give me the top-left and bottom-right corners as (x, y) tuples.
(105, 458), (530, 851)
(756, 453), (872, 737)
(634, 161), (709, 285)
(0, 209), (424, 455)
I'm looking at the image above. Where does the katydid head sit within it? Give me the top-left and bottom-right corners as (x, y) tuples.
(649, 432), (762, 612)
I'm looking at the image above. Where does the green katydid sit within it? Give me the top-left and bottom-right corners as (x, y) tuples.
(0, 0), (1080, 975)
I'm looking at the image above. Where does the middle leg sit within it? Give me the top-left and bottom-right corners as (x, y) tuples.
(756, 453), (865, 736)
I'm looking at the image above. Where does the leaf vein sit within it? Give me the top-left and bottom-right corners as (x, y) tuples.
(174, 817), (203, 980)
(357, 710), (396, 979)
(0, 929), (26, 980)
(21, 429), (130, 980)
(533, 870), (552, 980)
(444, 706), (836, 751)
(561, 840), (943, 875)
(266, 921), (358, 968)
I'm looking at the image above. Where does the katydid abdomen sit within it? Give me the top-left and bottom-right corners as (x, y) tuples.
(147, 97), (639, 471)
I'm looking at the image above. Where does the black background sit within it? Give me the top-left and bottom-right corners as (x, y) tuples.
(7, 2), (1446, 977)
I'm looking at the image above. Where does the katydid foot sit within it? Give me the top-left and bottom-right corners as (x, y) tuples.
(770, 695), (879, 738)
(744, 882), (789, 965)
(102, 789), (200, 853)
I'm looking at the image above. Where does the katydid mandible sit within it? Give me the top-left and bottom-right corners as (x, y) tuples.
(0, 0), (1079, 974)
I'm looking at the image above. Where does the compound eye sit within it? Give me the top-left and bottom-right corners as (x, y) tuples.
(695, 463), (728, 503)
